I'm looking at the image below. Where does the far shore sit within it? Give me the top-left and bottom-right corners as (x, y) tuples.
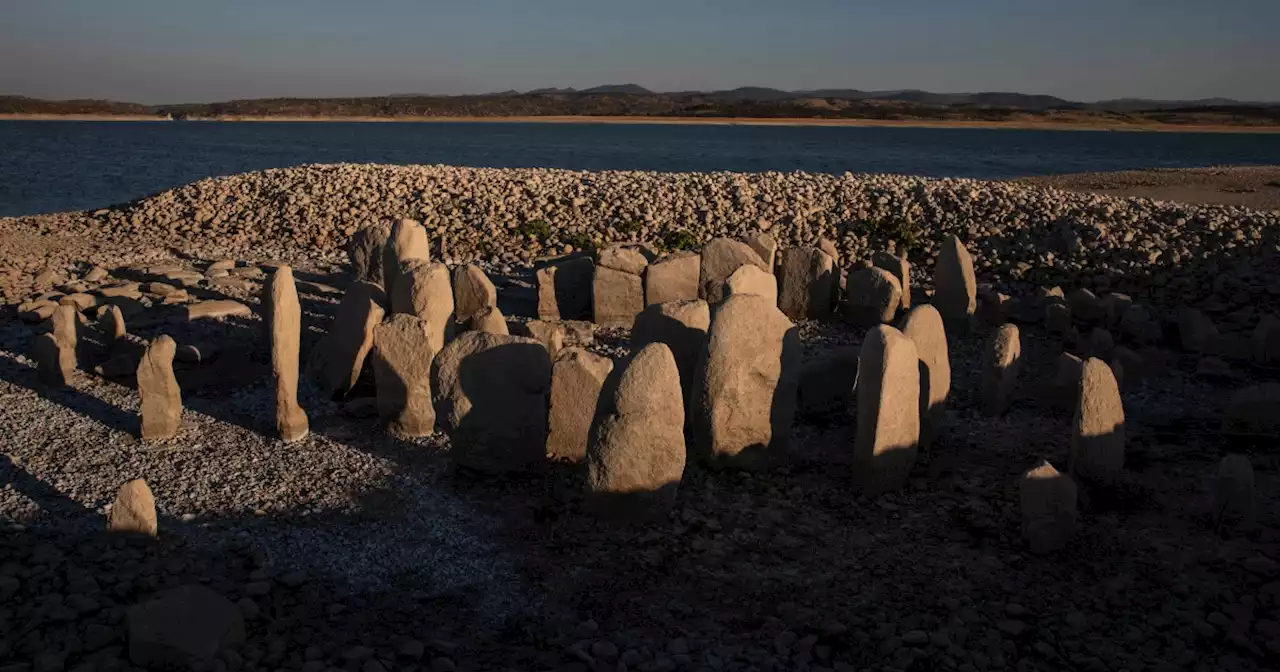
(3, 113), (1280, 134)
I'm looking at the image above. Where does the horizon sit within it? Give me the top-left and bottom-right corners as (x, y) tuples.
(3, 1), (1278, 105)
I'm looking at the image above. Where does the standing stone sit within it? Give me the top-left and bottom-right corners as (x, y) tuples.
(515, 320), (567, 359)
(371, 314), (437, 436)
(1070, 358), (1125, 481)
(1102, 293), (1134, 328)
(1020, 461), (1078, 554)
(977, 287), (1010, 326)
(98, 304), (126, 342)
(1045, 298), (1072, 335)
(632, 300), (710, 425)
(1086, 327), (1115, 360)
(347, 222), (392, 285)
(900, 305), (950, 447)
(846, 267), (902, 326)
(1066, 288), (1103, 323)
(466, 306), (509, 335)
(981, 324), (1021, 416)
(725, 265), (778, 305)
(934, 234), (977, 331)
(390, 260), (454, 353)
(536, 256), (594, 320)
(796, 346), (859, 418)
(1120, 304), (1162, 344)
(137, 335), (182, 440)
(1177, 307), (1218, 353)
(740, 232), (778, 269)
(645, 252), (700, 305)
(311, 282), (386, 399)
(853, 325), (921, 493)
(587, 343), (686, 518)
(1213, 454), (1255, 528)
(1047, 352), (1085, 410)
(872, 251), (911, 310)
(52, 302), (78, 369)
(593, 266), (644, 327)
(380, 219), (430, 294)
(33, 333), (70, 387)
(264, 267), (308, 443)
(108, 479), (157, 537)
(697, 294), (801, 470)
(777, 247), (836, 320)
(1254, 314), (1280, 365)
(451, 264), (497, 323)
(699, 238), (767, 303)
(432, 332), (552, 472)
(818, 237), (841, 267)
(547, 348), (614, 461)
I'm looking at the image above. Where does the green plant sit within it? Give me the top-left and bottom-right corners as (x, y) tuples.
(615, 220), (644, 236)
(566, 232), (597, 252)
(662, 229), (700, 251)
(517, 219), (551, 240)
(864, 215), (920, 255)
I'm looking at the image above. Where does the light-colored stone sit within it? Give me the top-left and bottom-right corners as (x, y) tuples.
(466, 305), (509, 335)
(1020, 461), (1078, 554)
(108, 479), (157, 537)
(127, 586), (245, 670)
(934, 234), (977, 330)
(516, 320), (567, 359)
(60, 292), (97, 311)
(777, 247), (835, 320)
(372, 314), (437, 436)
(185, 300), (251, 321)
(1214, 454), (1255, 528)
(900, 305), (950, 446)
(631, 299), (710, 425)
(137, 335), (182, 440)
(311, 282), (386, 399)
(265, 266), (308, 443)
(644, 252), (700, 306)
(724, 264), (777, 305)
(390, 260), (454, 353)
(547, 348), (614, 461)
(592, 265), (644, 327)
(451, 264), (497, 323)
(846, 267), (902, 325)
(740, 232), (778, 269)
(853, 325), (921, 493)
(1070, 358), (1126, 481)
(598, 244), (652, 275)
(872, 251), (910, 310)
(981, 324), (1021, 416)
(84, 266), (109, 283)
(381, 218), (430, 293)
(699, 238), (767, 303)
(536, 256), (594, 320)
(348, 222), (392, 285)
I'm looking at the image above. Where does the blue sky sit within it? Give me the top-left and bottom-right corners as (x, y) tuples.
(2, 0), (1276, 103)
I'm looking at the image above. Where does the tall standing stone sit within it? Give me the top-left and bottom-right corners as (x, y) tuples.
(137, 335), (182, 440)
(452, 264), (497, 324)
(853, 325), (921, 493)
(587, 343), (686, 518)
(108, 479), (158, 537)
(98, 305), (127, 343)
(536, 256), (594, 320)
(372, 314), (437, 436)
(632, 300), (710, 426)
(52, 303), (78, 370)
(725, 264), (778, 305)
(697, 294), (801, 470)
(1020, 461), (1078, 554)
(980, 324), (1021, 416)
(777, 247), (835, 320)
(872, 251), (911, 310)
(645, 252), (700, 305)
(348, 222), (392, 285)
(311, 282), (386, 399)
(1070, 358), (1125, 482)
(934, 234), (977, 331)
(265, 266), (309, 443)
(740, 232), (778, 269)
(901, 305), (950, 447)
(547, 348), (614, 461)
(390, 260), (454, 353)
(699, 238), (767, 304)
(380, 219), (430, 294)
(846, 267), (902, 326)
(593, 267), (645, 327)
(33, 334), (69, 387)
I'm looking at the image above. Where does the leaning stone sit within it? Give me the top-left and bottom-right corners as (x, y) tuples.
(264, 267), (309, 443)
(1213, 454), (1255, 528)
(1222, 383), (1280, 437)
(137, 335), (182, 440)
(597, 244), (652, 275)
(796, 346), (858, 419)
(311, 282), (386, 399)
(127, 585), (245, 670)
(1252, 314), (1280, 365)
(380, 218), (431, 293)
(536, 255), (594, 320)
(432, 332), (552, 472)
(872, 252), (910, 310)
(371, 314), (437, 437)
(186, 300), (251, 321)
(1177, 307), (1218, 353)
(725, 264), (778, 305)
(547, 348), (614, 461)
(845, 267), (902, 326)
(390, 261), (454, 353)
(586, 343), (686, 519)
(1066, 288), (1103, 323)
(1070, 358), (1126, 481)
(933, 235), (977, 331)
(465, 306), (509, 335)
(1120, 304), (1162, 344)
(632, 299), (710, 424)
(451, 264), (497, 323)
(901, 305), (950, 446)
(348, 222), (392, 285)
(981, 324), (1021, 416)
(645, 252), (700, 305)
(777, 247), (835, 320)
(515, 320), (567, 359)
(698, 238), (767, 303)
(1020, 461), (1078, 554)
(108, 479), (157, 537)
(740, 232), (778, 269)
(593, 265), (644, 328)
(697, 294), (800, 469)
(853, 325), (921, 493)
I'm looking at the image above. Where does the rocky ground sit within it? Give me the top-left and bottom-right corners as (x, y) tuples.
(2, 165), (1279, 672)
(1018, 166), (1280, 212)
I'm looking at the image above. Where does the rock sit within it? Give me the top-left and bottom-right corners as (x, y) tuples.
(97, 305), (126, 342)
(1045, 298), (1072, 335)
(631, 300), (710, 425)
(977, 287), (1011, 326)
(1070, 359), (1125, 481)
(934, 235), (977, 331)
(390, 260), (454, 353)
(145, 282), (180, 297)
(515, 319), (567, 359)
(592, 265), (644, 327)
(872, 252), (910, 310)
(465, 305), (510, 335)
(853, 325), (921, 493)
(1086, 327), (1115, 360)
(127, 585), (244, 670)
(432, 332), (552, 472)
(796, 346), (858, 418)
(697, 294), (801, 469)
(1120, 304), (1162, 345)
(818, 237), (841, 266)
(1178, 307), (1219, 353)
(547, 348), (614, 461)
(1253, 314), (1280, 365)
(1046, 352), (1085, 410)
(1223, 383), (1280, 437)
(981, 324), (1021, 416)
(311, 282), (387, 399)
(33, 333), (69, 387)
(264, 267), (309, 443)
(1101, 293), (1133, 328)
(598, 243), (652, 275)
(900, 305), (950, 447)
(381, 218), (431, 294)
(99, 282), (141, 298)
(451, 264), (497, 323)
(51, 302), (77, 363)
(108, 479), (157, 537)
(536, 256), (593, 320)
(207, 259), (236, 273)
(1020, 461), (1077, 554)
(845, 267), (902, 326)
(372, 314), (437, 437)
(645, 251), (700, 306)
(561, 320), (596, 346)
(699, 237), (767, 303)
(348, 222), (392, 284)
(137, 335), (182, 440)
(19, 299), (57, 322)
(1110, 346), (1143, 388)
(777, 247), (836, 320)
(84, 266), (109, 283)
(175, 344), (216, 364)
(1066, 288), (1103, 322)
(724, 264), (778, 304)
(740, 232), (778, 269)
(185, 300), (251, 321)
(1213, 454), (1255, 528)
(60, 293), (97, 311)
(586, 343), (686, 518)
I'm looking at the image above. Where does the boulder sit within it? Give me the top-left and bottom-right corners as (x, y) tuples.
(1066, 288), (1103, 323)
(853, 325), (921, 493)
(536, 256), (594, 320)
(1120, 304), (1162, 345)
(380, 218), (430, 293)
(108, 479), (157, 537)
(98, 304), (126, 342)
(390, 260), (454, 353)
(796, 346), (859, 419)
(900, 305), (950, 446)
(1222, 382), (1280, 437)
(311, 282), (386, 399)
(465, 306), (510, 335)
(871, 251), (911, 310)
(1101, 293), (1133, 328)
(451, 264), (497, 323)
(137, 335), (182, 441)
(514, 320), (567, 359)
(724, 264), (778, 305)
(33, 333), (70, 387)
(1253, 314), (1280, 365)
(547, 348), (614, 461)
(933, 235), (977, 330)
(631, 300), (710, 424)
(127, 586), (245, 670)
(1070, 358), (1126, 481)
(644, 251), (700, 305)
(845, 267), (902, 326)
(597, 244), (652, 275)
(981, 324), (1021, 416)
(264, 267), (309, 443)
(699, 238), (767, 303)
(371, 314), (437, 436)
(1177, 307), (1218, 353)
(1086, 327), (1115, 361)
(740, 232), (778, 269)
(592, 265), (644, 327)
(1020, 461), (1078, 554)
(185, 300), (251, 321)
(777, 247), (836, 320)
(348, 222), (392, 285)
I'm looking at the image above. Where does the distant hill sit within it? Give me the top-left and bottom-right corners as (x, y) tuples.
(580, 84), (653, 95)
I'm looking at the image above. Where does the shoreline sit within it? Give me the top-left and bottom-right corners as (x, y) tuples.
(3, 113), (1280, 133)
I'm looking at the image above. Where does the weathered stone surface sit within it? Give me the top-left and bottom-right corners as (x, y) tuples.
(60, 292), (97, 311)
(846, 267), (902, 325)
(777, 247), (835, 320)
(934, 234), (977, 329)
(587, 343), (686, 518)
(697, 294), (800, 469)
(1066, 288), (1103, 322)
(853, 325), (921, 493)
(592, 265), (645, 327)
(127, 585), (245, 669)
(19, 299), (57, 323)
(1086, 327), (1115, 360)
(451, 264), (497, 323)
(632, 300), (710, 423)
(137, 335), (182, 440)
(1020, 461), (1078, 554)
(1120, 304), (1162, 344)
(348, 222), (392, 284)
(52, 301), (78, 359)
(724, 264), (778, 304)
(1070, 358), (1125, 481)
(977, 287), (1010, 326)
(981, 324), (1021, 416)
(84, 266), (110, 283)
(644, 252), (700, 306)
(1177, 307), (1218, 353)
(562, 320), (596, 347)
(1045, 352), (1084, 410)
(108, 479), (157, 536)
(796, 346), (858, 418)
(901, 305), (950, 446)
(740, 232), (778, 269)
(98, 305), (126, 342)
(33, 333), (70, 387)
(536, 256), (594, 320)
(1044, 298), (1072, 335)
(432, 332), (552, 472)
(818, 237), (840, 266)
(872, 252), (911, 310)
(311, 282), (386, 399)
(390, 261), (454, 353)
(186, 300), (251, 321)
(265, 266), (309, 443)
(372, 314), (437, 436)
(381, 218), (430, 293)
(466, 306), (509, 335)
(598, 244), (652, 275)
(515, 319), (567, 358)
(547, 348), (614, 461)
(1223, 382), (1280, 437)
(1255, 314), (1280, 365)
(699, 238), (767, 303)
(1214, 454), (1255, 528)
(99, 282), (141, 298)
(1102, 292), (1133, 328)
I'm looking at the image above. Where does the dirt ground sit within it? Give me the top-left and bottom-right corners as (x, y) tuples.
(1017, 166), (1280, 211)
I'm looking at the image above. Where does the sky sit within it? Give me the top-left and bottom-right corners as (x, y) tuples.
(2, 0), (1277, 104)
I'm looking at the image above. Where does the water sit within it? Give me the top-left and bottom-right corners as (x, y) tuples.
(2, 120), (1278, 217)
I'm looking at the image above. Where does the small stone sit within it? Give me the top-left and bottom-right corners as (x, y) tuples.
(465, 305), (509, 335)
(980, 324), (1021, 416)
(845, 267), (901, 325)
(1021, 461), (1078, 553)
(1070, 358), (1125, 481)
(185, 300), (251, 321)
(107, 479), (157, 536)
(598, 243), (652, 275)
(515, 319), (567, 359)
(724, 264), (778, 305)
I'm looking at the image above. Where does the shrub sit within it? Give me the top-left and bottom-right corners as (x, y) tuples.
(662, 229), (700, 251)
(615, 220), (644, 236)
(566, 232), (597, 252)
(517, 219), (551, 240)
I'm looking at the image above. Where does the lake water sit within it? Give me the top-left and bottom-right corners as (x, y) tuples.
(2, 120), (1278, 217)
